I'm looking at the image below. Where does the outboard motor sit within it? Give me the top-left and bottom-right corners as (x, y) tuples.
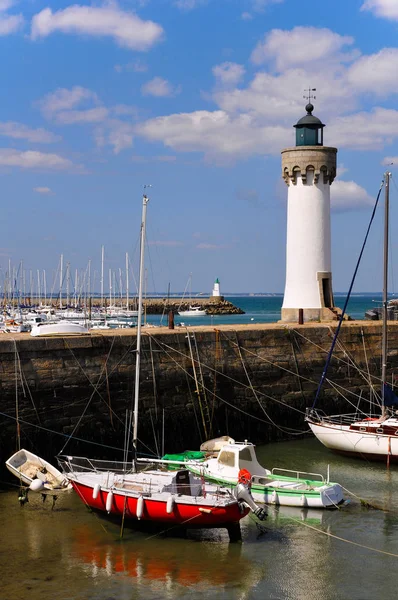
(234, 469), (267, 521)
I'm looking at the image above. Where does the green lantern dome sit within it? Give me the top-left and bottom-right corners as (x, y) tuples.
(294, 103), (325, 147)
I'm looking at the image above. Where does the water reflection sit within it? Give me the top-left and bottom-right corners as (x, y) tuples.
(71, 525), (266, 598)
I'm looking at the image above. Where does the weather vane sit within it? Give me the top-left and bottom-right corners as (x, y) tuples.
(303, 87), (316, 103)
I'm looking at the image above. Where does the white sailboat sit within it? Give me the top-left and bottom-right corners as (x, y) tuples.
(306, 171), (398, 464)
(57, 192), (266, 538)
(177, 274), (207, 316)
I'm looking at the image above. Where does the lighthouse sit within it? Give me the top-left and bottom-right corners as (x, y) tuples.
(281, 99), (337, 323)
(211, 277), (223, 300)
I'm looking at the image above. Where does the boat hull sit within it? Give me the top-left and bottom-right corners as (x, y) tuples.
(307, 419), (398, 461)
(187, 468), (342, 508)
(71, 480), (247, 527)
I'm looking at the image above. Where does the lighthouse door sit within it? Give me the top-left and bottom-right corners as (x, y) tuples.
(321, 277), (333, 308)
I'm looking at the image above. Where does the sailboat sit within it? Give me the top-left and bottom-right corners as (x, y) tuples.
(178, 274), (207, 316)
(57, 192), (266, 538)
(306, 171), (398, 463)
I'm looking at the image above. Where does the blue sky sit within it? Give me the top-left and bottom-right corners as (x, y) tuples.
(1, 0), (398, 296)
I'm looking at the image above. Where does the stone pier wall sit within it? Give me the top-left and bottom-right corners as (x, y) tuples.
(0, 322), (395, 470)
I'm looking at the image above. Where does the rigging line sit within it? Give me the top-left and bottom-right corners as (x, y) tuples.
(312, 178), (385, 408)
(63, 334), (140, 429)
(323, 375), (382, 412)
(148, 334), (307, 432)
(59, 336), (118, 454)
(152, 331), (310, 421)
(291, 325), (387, 390)
(193, 330), (211, 436)
(324, 379), (376, 413)
(148, 335), (158, 421)
(186, 328), (208, 440)
(288, 330), (305, 399)
(331, 328), (381, 395)
(287, 516), (398, 559)
(0, 410), (124, 452)
(325, 328), (385, 407)
(14, 340), (20, 453)
(219, 329), (319, 396)
(217, 330), (313, 416)
(175, 334), (202, 439)
(234, 331), (300, 435)
(13, 338), (41, 425)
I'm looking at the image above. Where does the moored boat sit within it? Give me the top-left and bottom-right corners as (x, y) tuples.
(6, 448), (72, 493)
(56, 192), (267, 539)
(177, 440), (344, 509)
(30, 320), (90, 337)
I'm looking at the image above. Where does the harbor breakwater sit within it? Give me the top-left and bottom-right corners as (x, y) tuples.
(0, 321), (395, 472)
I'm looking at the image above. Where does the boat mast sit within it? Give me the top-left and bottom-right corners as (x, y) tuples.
(126, 252), (129, 311)
(382, 171), (390, 415)
(133, 192), (149, 460)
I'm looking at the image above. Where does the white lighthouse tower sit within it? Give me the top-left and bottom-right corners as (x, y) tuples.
(281, 99), (337, 323)
(211, 277), (222, 299)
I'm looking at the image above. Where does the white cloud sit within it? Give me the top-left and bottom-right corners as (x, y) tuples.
(361, 0), (398, 20)
(241, 12), (253, 20)
(250, 0), (284, 11)
(141, 77), (180, 97)
(33, 186), (52, 194)
(0, 121), (60, 143)
(40, 86), (99, 118)
(95, 120), (134, 154)
(114, 59), (148, 73)
(55, 107), (109, 125)
(31, 5), (164, 50)
(131, 154), (176, 163)
(381, 156), (398, 167)
(0, 11), (23, 35)
(251, 26), (355, 70)
(173, 0), (206, 10)
(197, 243), (228, 250)
(149, 240), (183, 246)
(328, 108), (398, 150)
(346, 48), (398, 96)
(0, 1), (16, 10)
(212, 62), (245, 86)
(136, 110), (290, 160)
(0, 149), (74, 170)
(331, 180), (374, 211)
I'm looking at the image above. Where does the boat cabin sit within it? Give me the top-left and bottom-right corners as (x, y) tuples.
(216, 443), (269, 478)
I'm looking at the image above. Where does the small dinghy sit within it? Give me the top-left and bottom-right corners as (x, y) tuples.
(6, 449), (72, 493)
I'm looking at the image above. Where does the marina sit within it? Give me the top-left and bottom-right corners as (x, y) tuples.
(1, 438), (398, 600)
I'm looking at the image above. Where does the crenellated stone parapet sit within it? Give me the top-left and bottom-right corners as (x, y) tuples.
(281, 146), (337, 185)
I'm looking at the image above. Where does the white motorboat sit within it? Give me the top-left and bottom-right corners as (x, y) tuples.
(178, 305), (207, 316)
(6, 448), (72, 493)
(178, 440), (344, 509)
(30, 320), (89, 337)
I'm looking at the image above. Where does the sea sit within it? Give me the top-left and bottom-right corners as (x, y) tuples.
(150, 293), (382, 327)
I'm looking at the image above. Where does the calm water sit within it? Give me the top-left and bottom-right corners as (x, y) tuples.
(2, 438), (398, 600)
(151, 294), (383, 328)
